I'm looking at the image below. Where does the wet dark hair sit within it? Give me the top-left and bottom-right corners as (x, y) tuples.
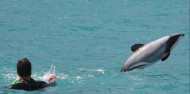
(17, 58), (31, 77)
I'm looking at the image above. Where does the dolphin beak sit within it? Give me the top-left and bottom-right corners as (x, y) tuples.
(177, 33), (185, 40)
(172, 33), (185, 37)
(120, 67), (125, 72)
(181, 34), (185, 37)
(120, 67), (129, 72)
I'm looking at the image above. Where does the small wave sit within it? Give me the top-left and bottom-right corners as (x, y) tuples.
(56, 73), (69, 80)
(129, 75), (143, 81)
(94, 69), (105, 74)
(77, 68), (106, 74)
(68, 74), (95, 84)
(2, 73), (16, 80)
(2, 71), (17, 83)
(76, 76), (82, 80)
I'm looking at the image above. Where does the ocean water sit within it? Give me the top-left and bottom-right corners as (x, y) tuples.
(0, 0), (189, 94)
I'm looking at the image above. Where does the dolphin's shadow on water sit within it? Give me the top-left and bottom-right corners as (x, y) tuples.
(140, 74), (168, 78)
(0, 86), (3, 91)
(123, 68), (173, 80)
(134, 71), (174, 81)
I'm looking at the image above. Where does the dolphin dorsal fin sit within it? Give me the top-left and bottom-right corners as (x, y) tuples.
(131, 44), (144, 52)
(161, 52), (170, 61)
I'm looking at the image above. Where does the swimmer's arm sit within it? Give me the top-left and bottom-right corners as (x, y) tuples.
(38, 80), (56, 87)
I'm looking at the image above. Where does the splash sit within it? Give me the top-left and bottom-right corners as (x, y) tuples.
(41, 65), (56, 84)
(56, 73), (69, 80)
(2, 71), (17, 83)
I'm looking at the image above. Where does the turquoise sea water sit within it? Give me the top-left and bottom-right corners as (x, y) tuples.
(0, 0), (189, 94)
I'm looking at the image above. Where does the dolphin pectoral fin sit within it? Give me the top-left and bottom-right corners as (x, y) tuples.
(131, 44), (144, 52)
(161, 52), (170, 61)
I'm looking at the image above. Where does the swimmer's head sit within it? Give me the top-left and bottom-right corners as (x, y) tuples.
(17, 58), (31, 77)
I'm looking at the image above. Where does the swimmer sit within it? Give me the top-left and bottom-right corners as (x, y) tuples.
(7, 58), (56, 91)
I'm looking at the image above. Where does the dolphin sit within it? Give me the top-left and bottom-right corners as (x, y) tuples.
(120, 33), (185, 72)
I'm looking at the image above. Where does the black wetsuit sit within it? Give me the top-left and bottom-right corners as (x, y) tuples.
(8, 78), (55, 91)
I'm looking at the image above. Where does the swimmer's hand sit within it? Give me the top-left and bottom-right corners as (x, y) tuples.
(47, 75), (56, 81)
(42, 65), (56, 86)
(46, 75), (56, 86)
(42, 74), (56, 86)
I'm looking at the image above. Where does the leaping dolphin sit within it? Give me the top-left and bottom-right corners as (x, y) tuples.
(120, 33), (185, 72)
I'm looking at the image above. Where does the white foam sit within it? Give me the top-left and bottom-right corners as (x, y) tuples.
(56, 73), (69, 80)
(77, 68), (105, 74)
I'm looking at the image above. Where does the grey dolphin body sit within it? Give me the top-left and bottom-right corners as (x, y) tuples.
(120, 33), (185, 72)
